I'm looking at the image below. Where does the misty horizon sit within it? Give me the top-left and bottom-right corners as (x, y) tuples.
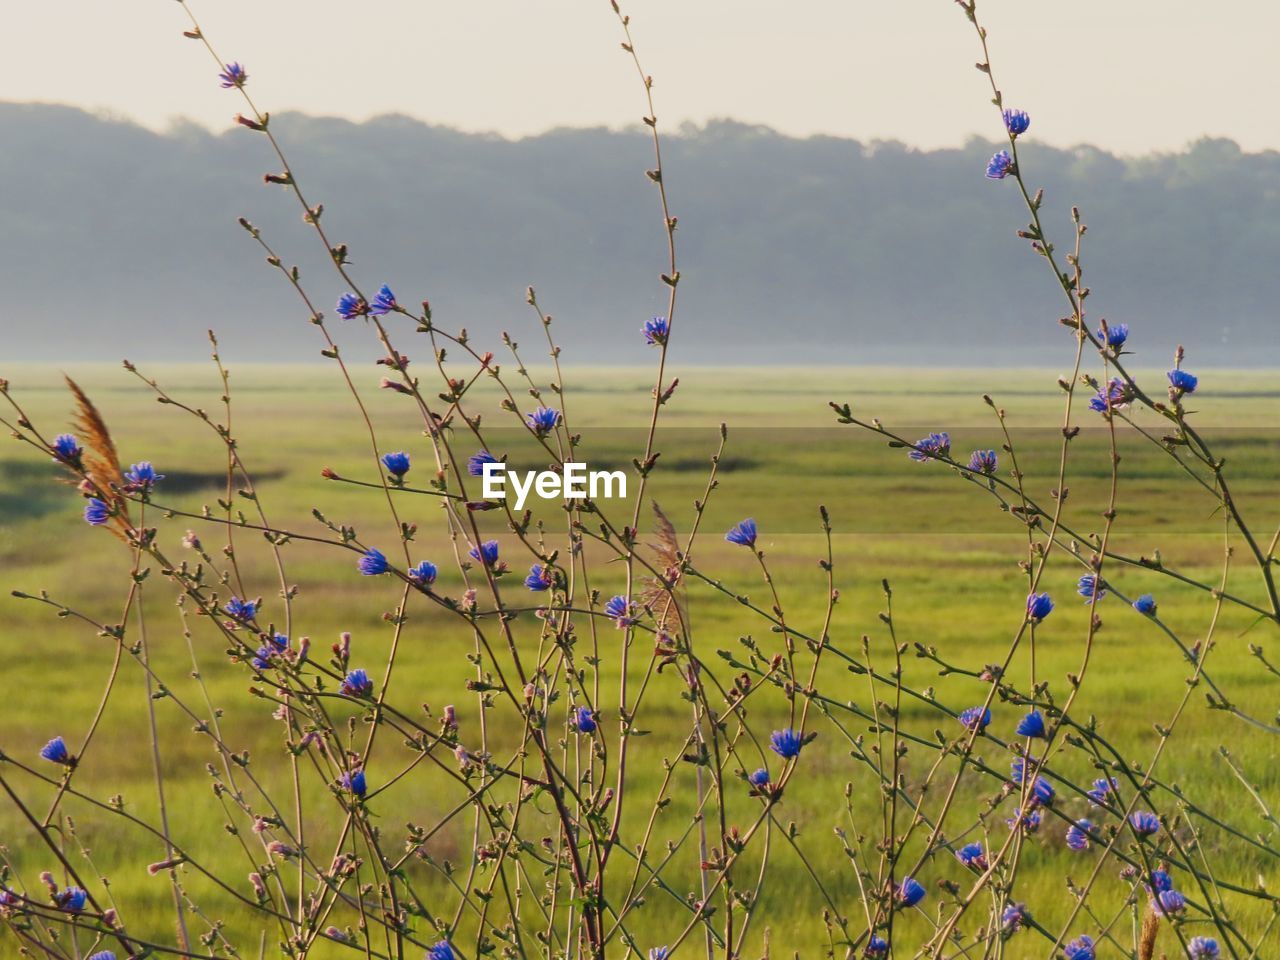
(3, 101), (1279, 367)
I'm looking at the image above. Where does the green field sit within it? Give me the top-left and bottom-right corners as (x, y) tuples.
(1, 363), (1277, 958)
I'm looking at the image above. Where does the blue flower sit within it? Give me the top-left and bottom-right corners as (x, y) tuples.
(124, 461), (164, 489)
(1026, 592), (1054, 623)
(1099, 322), (1129, 350)
(525, 565), (553, 591)
(648, 949), (670, 960)
(88, 952), (117, 960)
(1154, 889), (1186, 916)
(897, 877), (926, 907)
(84, 498), (111, 526)
(1077, 574), (1106, 603)
(341, 668), (373, 698)
(1129, 811), (1160, 837)
(968, 449), (998, 474)
(369, 284), (397, 316)
(958, 706), (991, 731)
(336, 293), (367, 320)
(725, 518), (758, 547)
(357, 548), (389, 576)
(1168, 369), (1198, 394)
(1015, 709), (1046, 738)
(1088, 378), (1131, 413)
(427, 942), (456, 960)
(40, 736), (71, 765)
(1133, 594), (1157, 615)
(408, 561), (438, 586)
(1001, 902), (1027, 932)
(1010, 758), (1055, 805)
(381, 451), (410, 477)
(1064, 935), (1096, 960)
(526, 406), (561, 436)
(251, 636), (289, 669)
(470, 539), (500, 566)
(341, 769), (367, 798)
(1065, 819), (1093, 851)
(225, 596), (257, 621)
(60, 886), (88, 912)
(643, 316), (670, 345)
(908, 431), (950, 462)
(218, 62), (248, 88)
(1087, 776), (1117, 806)
(865, 935), (889, 957)
(52, 434), (81, 462)
(986, 150), (1014, 180)
(955, 842), (987, 870)
(747, 767), (770, 788)
(605, 594), (635, 627)
(1006, 806), (1041, 833)
(769, 728), (804, 759)
(573, 706), (597, 734)
(1148, 870), (1174, 893)
(1187, 936), (1221, 959)
(468, 450), (498, 477)
(1003, 109), (1030, 136)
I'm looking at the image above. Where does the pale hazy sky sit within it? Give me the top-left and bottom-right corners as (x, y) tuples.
(7, 1), (1280, 154)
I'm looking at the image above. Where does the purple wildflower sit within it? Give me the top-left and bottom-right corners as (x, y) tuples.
(908, 431), (950, 462)
(1168, 369), (1198, 394)
(573, 706), (597, 735)
(381, 451), (410, 477)
(470, 540), (500, 566)
(52, 434), (81, 462)
(1064, 935), (1095, 960)
(1026, 592), (1054, 623)
(986, 150), (1014, 179)
(468, 450), (498, 477)
(525, 565), (553, 591)
(769, 728), (804, 759)
(1077, 574), (1106, 603)
(897, 877), (926, 907)
(369, 284), (397, 316)
(526, 407), (560, 436)
(357, 548), (389, 576)
(40, 736), (71, 765)
(1129, 811), (1161, 837)
(218, 62), (248, 88)
(958, 706), (991, 731)
(340, 769), (367, 798)
(341, 669), (373, 698)
(1087, 776), (1118, 806)
(1065, 819), (1093, 851)
(225, 596), (257, 621)
(1003, 109), (1030, 137)
(968, 449), (998, 474)
(1133, 594), (1157, 615)
(84, 498), (111, 526)
(1001, 902), (1027, 932)
(408, 561), (438, 586)
(1187, 937), (1220, 959)
(955, 842), (987, 870)
(605, 595), (635, 627)
(336, 293), (366, 320)
(1089, 377), (1131, 414)
(643, 316), (669, 345)
(725, 518), (757, 547)
(1015, 709), (1046, 738)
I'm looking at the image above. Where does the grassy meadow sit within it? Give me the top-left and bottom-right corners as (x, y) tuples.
(1, 362), (1278, 957)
